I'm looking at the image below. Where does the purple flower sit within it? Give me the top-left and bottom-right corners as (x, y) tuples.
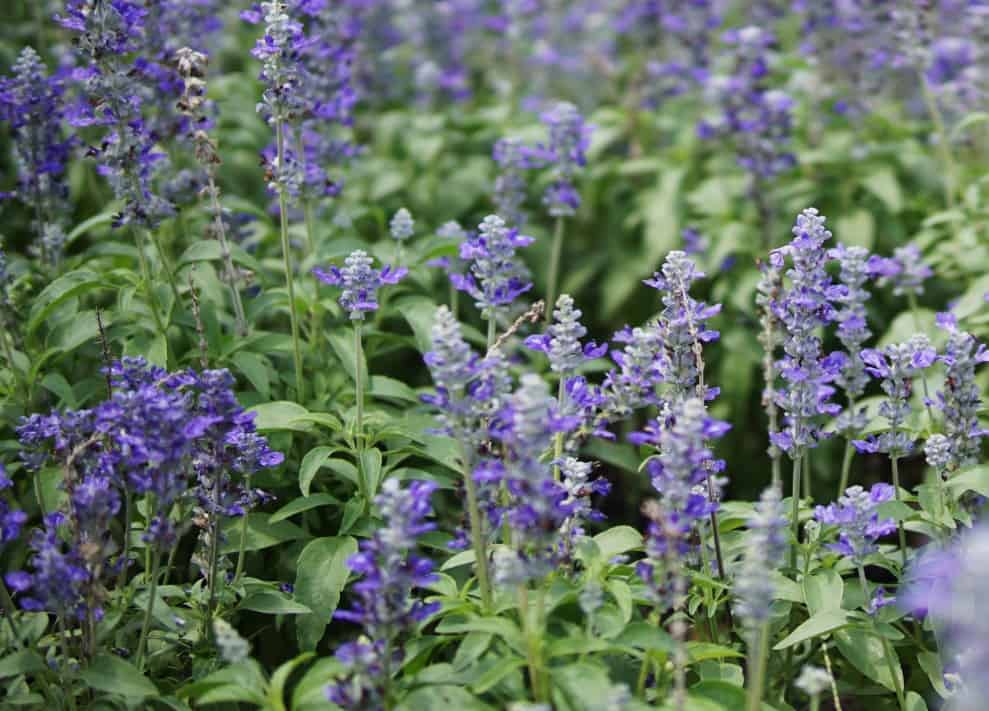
(853, 335), (937, 458)
(770, 209), (842, 456)
(829, 243), (875, 434)
(524, 294), (604, 376)
(328, 479), (439, 708)
(0, 47), (73, 266)
(735, 486), (787, 631)
(493, 137), (540, 227)
(598, 325), (664, 422)
(450, 215), (533, 321)
(931, 324), (989, 471)
(814, 483), (896, 563)
(314, 249), (406, 320)
(869, 244), (933, 297)
(538, 101), (591, 218)
(389, 208), (414, 242)
(0, 465), (27, 545)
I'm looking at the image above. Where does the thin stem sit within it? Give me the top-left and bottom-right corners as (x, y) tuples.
(136, 550), (161, 671)
(354, 321), (364, 450)
(136, 230), (167, 338)
(788, 457), (802, 572)
(803, 449), (812, 502)
(57, 616), (77, 711)
(746, 624), (770, 711)
(205, 476), (222, 637)
(881, 636), (906, 711)
(460, 445), (492, 612)
(206, 175), (248, 337)
(295, 129), (317, 256)
(116, 491), (132, 589)
(890, 457), (909, 570)
(519, 585), (545, 702)
(234, 474), (252, 582)
(0, 579), (23, 647)
(545, 217), (565, 323)
(822, 642), (843, 711)
(553, 378), (565, 482)
(275, 119), (306, 403)
(148, 228), (181, 311)
(486, 316), (497, 350)
(33, 470), (46, 517)
(838, 439), (855, 498)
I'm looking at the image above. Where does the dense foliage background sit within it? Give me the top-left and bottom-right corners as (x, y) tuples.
(1, 1), (989, 710)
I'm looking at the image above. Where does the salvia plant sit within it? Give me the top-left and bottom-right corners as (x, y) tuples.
(2, 3), (989, 711)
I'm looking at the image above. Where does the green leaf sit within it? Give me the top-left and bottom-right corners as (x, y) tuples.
(946, 465), (989, 497)
(773, 610), (849, 650)
(270, 493), (340, 523)
(238, 590), (312, 615)
(642, 167), (685, 266)
(219, 513), (306, 554)
(834, 628), (904, 692)
(177, 239), (262, 274)
(906, 691), (929, 711)
(917, 651), (950, 698)
(66, 212), (114, 245)
(360, 447), (384, 496)
(397, 295), (441, 353)
(436, 617), (525, 655)
(593, 526), (643, 560)
(299, 446), (336, 496)
(803, 569), (844, 615)
(80, 654), (158, 699)
(606, 579), (633, 624)
(835, 210), (875, 250)
(369, 375), (419, 402)
(687, 642), (745, 663)
(232, 351), (270, 399)
(470, 656), (526, 694)
(248, 400), (313, 433)
(27, 269), (105, 335)
(397, 686), (495, 711)
(179, 660), (267, 705)
(294, 536), (358, 650)
(0, 651), (46, 679)
(862, 167), (903, 213)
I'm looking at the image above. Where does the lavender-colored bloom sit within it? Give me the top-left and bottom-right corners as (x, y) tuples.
(599, 325), (664, 423)
(734, 486), (787, 631)
(422, 306), (511, 450)
(853, 335), (937, 458)
(645, 251), (721, 401)
(645, 397), (729, 523)
(493, 137), (539, 227)
(830, 243), (874, 434)
(637, 499), (691, 610)
(6, 513), (89, 619)
(450, 215), (533, 321)
(252, 1), (307, 125)
(0, 47), (73, 266)
(558, 457), (610, 548)
(389, 207), (414, 242)
(869, 244), (933, 297)
(58, 0), (175, 228)
(814, 483), (896, 563)
(901, 523), (989, 711)
(539, 101), (590, 218)
(700, 27), (796, 182)
(757, 251), (785, 456)
(681, 227), (708, 255)
(490, 374), (575, 586)
(524, 294), (605, 376)
(771, 209), (843, 456)
(313, 250), (407, 320)
(0, 465), (27, 545)
(328, 479), (439, 708)
(932, 324), (989, 471)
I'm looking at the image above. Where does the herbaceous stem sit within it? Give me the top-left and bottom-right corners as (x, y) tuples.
(275, 119), (306, 404)
(546, 217), (565, 322)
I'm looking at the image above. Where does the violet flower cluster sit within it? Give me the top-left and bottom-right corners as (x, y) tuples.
(734, 485), (786, 632)
(830, 243), (874, 433)
(645, 250), (721, 401)
(0, 47), (73, 266)
(525, 294), (606, 378)
(853, 336), (937, 458)
(813, 483), (896, 564)
(902, 524), (989, 711)
(314, 250), (407, 321)
(869, 244), (933, 298)
(599, 325), (663, 423)
(538, 101), (590, 218)
(493, 137), (541, 228)
(451, 215), (533, 322)
(58, 0), (175, 228)
(327, 479), (439, 709)
(700, 26), (796, 184)
(9, 358), (282, 618)
(0, 466), (27, 546)
(770, 208), (842, 457)
(929, 322), (989, 472)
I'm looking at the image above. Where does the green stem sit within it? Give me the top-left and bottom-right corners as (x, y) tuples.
(57, 616), (77, 711)
(486, 316), (497, 351)
(354, 321), (364, 451)
(34, 470), (46, 517)
(296, 130), (317, 256)
(234, 473), (252, 582)
(460, 445), (492, 612)
(0, 579), (23, 647)
(275, 120), (306, 403)
(136, 230), (167, 338)
(206, 175), (248, 337)
(803, 449), (812, 502)
(822, 642), (843, 711)
(890, 456), (909, 570)
(553, 378), (565, 481)
(116, 491), (132, 589)
(881, 636), (906, 711)
(788, 457), (802, 572)
(838, 439), (855, 498)
(148, 228), (181, 312)
(519, 586), (545, 702)
(746, 624), (770, 711)
(136, 550), (161, 671)
(545, 217), (565, 323)
(205, 476), (222, 638)
(810, 695), (820, 711)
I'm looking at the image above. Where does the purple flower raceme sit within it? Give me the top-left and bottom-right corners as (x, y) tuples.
(450, 215), (533, 323)
(814, 483), (896, 564)
(0, 465), (27, 545)
(770, 209), (843, 457)
(869, 244), (933, 297)
(929, 320), (989, 473)
(524, 294), (606, 378)
(313, 250), (406, 321)
(700, 26), (796, 184)
(598, 325), (664, 424)
(644, 251), (721, 401)
(327, 479), (439, 709)
(557, 457), (610, 550)
(734, 486), (787, 632)
(538, 101), (590, 218)
(488, 374), (577, 586)
(853, 336), (937, 458)
(830, 243), (874, 434)
(58, 0), (175, 228)
(0, 47), (74, 266)
(901, 523), (989, 711)
(389, 208), (414, 242)
(492, 137), (540, 227)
